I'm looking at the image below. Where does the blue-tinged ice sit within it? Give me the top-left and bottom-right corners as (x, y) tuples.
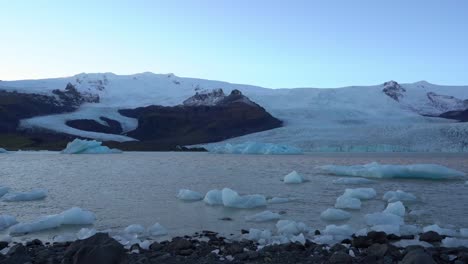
(203, 189), (223, 205)
(61, 139), (122, 154)
(0, 187), (9, 198)
(221, 188), (267, 209)
(0, 215), (17, 231)
(267, 197), (290, 204)
(2, 189), (47, 202)
(320, 208), (352, 221)
(335, 195), (361, 210)
(245, 211), (281, 222)
(319, 162), (465, 180)
(283, 171), (304, 184)
(342, 188), (377, 200)
(124, 224), (145, 235)
(176, 189), (203, 201)
(383, 201), (406, 217)
(147, 223), (168, 236)
(332, 178), (376, 185)
(209, 142), (302, 155)
(365, 212), (404, 226)
(0, 148), (7, 153)
(383, 190), (417, 203)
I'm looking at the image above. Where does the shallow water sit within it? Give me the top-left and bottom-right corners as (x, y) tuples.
(1, 152), (467, 241)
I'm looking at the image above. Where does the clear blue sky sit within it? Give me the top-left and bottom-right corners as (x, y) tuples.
(1, 0), (467, 88)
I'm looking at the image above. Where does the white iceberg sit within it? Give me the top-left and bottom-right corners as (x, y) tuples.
(148, 223), (168, 236)
(383, 201), (406, 217)
(2, 189), (47, 202)
(320, 208), (352, 221)
(124, 224), (146, 235)
(343, 188), (377, 200)
(209, 142), (302, 155)
(332, 178), (375, 185)
(322, 224), (355, 237)
(247, 228), (273, 242)
(203, 189), (224, 205)
(283, 171), (304, 184)
(335, 195), (361, 210)
(383, 190), (417, 203)
(290, 233), (306, 245)
(423, 224), (458, 236)
(0, 215), (17, 231)
(176, 189), (203, 201)
(319, 162), (465, 180)
(221, 188), (266, 209)
(441, 237), (468, 248)
(365, 212), (404, 226)
(245, 211), (281, 222)
(9, 207), (96, 234)
(276, 220), (309, 236)
(267, 197), (290, 204)
(61, 139), (122, 154)
(0, 187), (9, 198)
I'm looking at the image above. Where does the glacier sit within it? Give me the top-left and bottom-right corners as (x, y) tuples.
(208, 142), (303, 155)
(61, 138), (122, 154)
(319, 162), (465, 180)
(2, 189), (47, 202)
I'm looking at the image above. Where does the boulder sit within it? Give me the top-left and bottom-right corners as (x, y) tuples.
(62, 233), (127, 264)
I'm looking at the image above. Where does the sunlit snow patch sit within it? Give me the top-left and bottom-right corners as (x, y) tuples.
(319, 162), (465, 180)
(176, 189), (203, 201)
(61, 139), (122, 154)
(209, 142), (302, 155)
(2, 189), (47, 202)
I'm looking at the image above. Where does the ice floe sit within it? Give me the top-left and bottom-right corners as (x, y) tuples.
(245, 211), (281, 222)
(176, 189), (203, 201)
(124, 224), (146, 235)
(203, 189), (224, 206)
(147, 223), (168, 236)
(0, 187), (9, 198)
(320, 208), (352, 221)
(276, 220), (309, 236)
(61, 139), (122, 154)
(442, 237), (468, 248)
(209, 142), (302, 155)
(0, 215), (17, 231)
(221, 188), (266, 209)
(2, 189), (47, 202)
(267, 197), (290, 204)
(332, 178), (375, 185)
(9, 207), (96, 234)
(335, 195), (361, 210)
(383, 201), (406, 217)
(365, 212), (404, 226)
(319, 162), (465, 180)
(283, 171), (304, 184)
(383, 190), (417, 203)
(342, 188), (377, 200)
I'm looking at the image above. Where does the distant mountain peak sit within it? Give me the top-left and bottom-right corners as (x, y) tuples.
(382, 80), (406, 101)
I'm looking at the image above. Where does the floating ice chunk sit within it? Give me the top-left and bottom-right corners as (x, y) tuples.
(247, 228), (272, 242)
(53, 233), (77, 243)
(0, 148), (7, 153)
(203, 189), (223, 205)
(393, 239), (433, 248)
(323, 224), (355, 237)
(383, 190), (417, 203)
(283, 171), (304, 184)
(77, 228), (97, 240)
(245, 211), (281, 222)
(210, 142), (303, 155)
(139, 240), (151, 250)
(343, 188), (376, 200)
(370, 224), (400, 235)
(176, 189), (203, 201)
(61, 139), (122, 154)
(2, 189), (47, 202)
(423, 224), (458, 237)
(313, 235), (335, 245)
(355, 228), (369, 237)
(383, 201), (406, 217)
(268, 197), (290, 204)
(290, 233), (306, 245)
(0, 187), (9, 198)
(9, 207), (96, 234)
(335, 195), (361, 210)
(442, 237), (468, 248)
(320, 208), (352, 221)
(221, 188), (266, 209)
(365, 212), (404, 226)
(460, 228), (468, 238)
(147, 223), (168, 236)
(332, 178), (375, 185)
(319, 162), (465, 180)
(276, 220), (309, 236)
(0, 215), (17, 231)
(124, 224), (145, 235)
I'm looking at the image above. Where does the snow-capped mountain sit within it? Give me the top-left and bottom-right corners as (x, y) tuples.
(1, 72), (468, 152)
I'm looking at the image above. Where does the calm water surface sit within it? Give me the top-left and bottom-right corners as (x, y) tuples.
(1, 152), (467, 240)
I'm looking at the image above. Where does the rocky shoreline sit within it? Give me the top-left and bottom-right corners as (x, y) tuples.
(1, 230), (467, 264)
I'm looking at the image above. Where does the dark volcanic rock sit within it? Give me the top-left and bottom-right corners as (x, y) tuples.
(66, 118), (123, 134)
(328, 251), (353, 264)
(3, 244), (31, 264)
(62, 233), (127, 264)
(419, 231), (443, 243)
(382, 80), (406, 101)
(439, 108), (468, 122)
(0, 241), (8, 251)
(119, 89), (282, 146)
(401, 248), (436, 264)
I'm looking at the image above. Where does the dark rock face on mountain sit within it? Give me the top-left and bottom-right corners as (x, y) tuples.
(382, 81), (406, 101)
(426, 92), (468, 112)
(439, 108), (468, 122)
(119, 89), (282, 146)
(52, 83), (100, 107)
(66, 117), (123, 134)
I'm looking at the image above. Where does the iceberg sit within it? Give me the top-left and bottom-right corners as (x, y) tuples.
(322, 224), (355, 237)
(335, 195), (361, 210)
(342, 188), (376, 200)
(383, 190), (417, 203)
(0, 215), (17, 231)
(441, 237), (468, 248)
(320, 208), (352, 221)
(383, 201), (406, 217)
(365, 212), (404, 226)
(0, 186), (9, 198)
(2, 189), (47, 202)
(61, 139), (122, 154)
(423, 224), (458, 236)
(267, 197), (290, 204)
(319, 162), (465, 180)
(276, 220), (309, 236)
(147, 223), (168, 236)
(332, 178), (375, 185)
(203, 189), (223, 205)
(209, 142), (303, 155)
(221, 188), (266, 209)
(9, 207), (96, 234)
(290, 233), (306, 245)
(283, 171), (304, 184)
(176, 189), (203, 201)
(245, 211), (281, 222)
(124, 224), (146, 235)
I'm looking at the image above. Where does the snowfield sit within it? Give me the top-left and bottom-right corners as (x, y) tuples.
(1, 72), (468, 150)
